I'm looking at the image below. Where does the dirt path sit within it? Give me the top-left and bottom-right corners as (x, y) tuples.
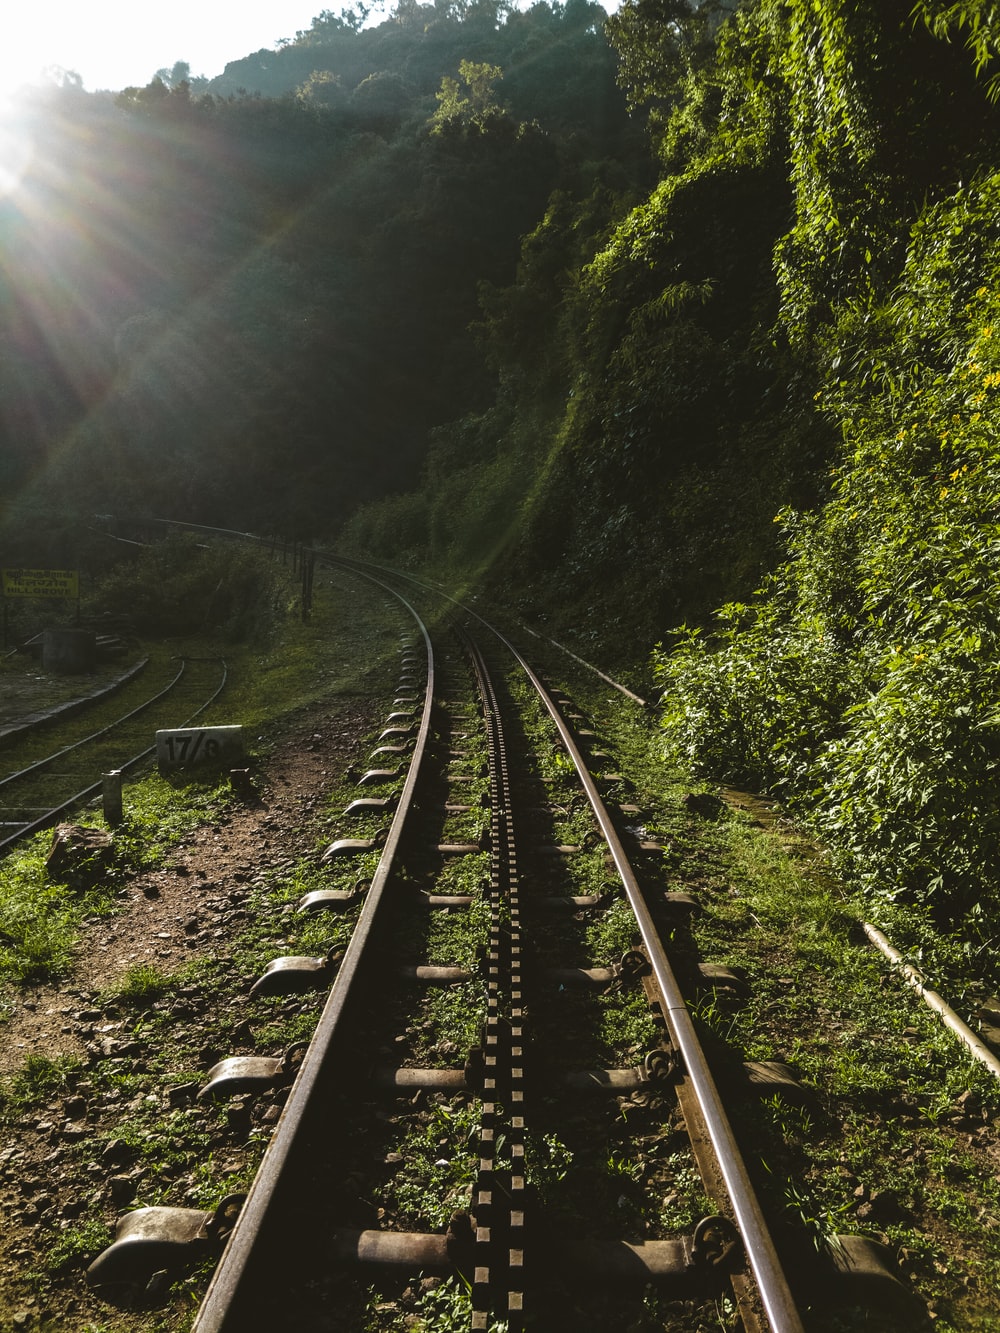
(0, 693), (378, 1330)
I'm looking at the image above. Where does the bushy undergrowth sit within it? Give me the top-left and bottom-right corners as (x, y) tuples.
(96, 534), (294, 640)
(656, 168), (1000, 922)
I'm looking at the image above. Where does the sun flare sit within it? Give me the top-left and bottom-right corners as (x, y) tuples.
(0, 98), (35, 199)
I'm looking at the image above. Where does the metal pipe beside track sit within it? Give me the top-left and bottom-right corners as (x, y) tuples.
(863, 921), (1000, 1082)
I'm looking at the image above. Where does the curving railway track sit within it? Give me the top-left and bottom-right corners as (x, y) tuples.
(69, 565), (914, 1332)
(7, 542), (992, 1329)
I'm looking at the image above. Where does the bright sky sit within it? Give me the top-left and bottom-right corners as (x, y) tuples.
(0, 1), (334, 96)
(0, 1), (623, 99)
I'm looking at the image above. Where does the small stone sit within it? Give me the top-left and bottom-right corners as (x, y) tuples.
(109, 1175), (137, 1206)
(101, 1139), (136, 1168)
(145, 1270), (171, 1298)
(226, 1101), (252, 1133)
(168, 1082), (199, 1108)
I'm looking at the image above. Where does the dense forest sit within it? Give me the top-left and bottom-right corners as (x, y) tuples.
(5, 0), (1000, 923)
(0, 0), (639, 554)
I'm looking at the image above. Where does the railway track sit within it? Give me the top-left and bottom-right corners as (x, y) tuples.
(0, 656), (228, 855)
(76, 570), (914, 1332)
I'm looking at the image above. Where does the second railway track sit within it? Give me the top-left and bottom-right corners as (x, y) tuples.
(0, 655), (228, 853)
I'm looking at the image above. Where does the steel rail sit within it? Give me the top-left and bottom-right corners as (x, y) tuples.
(316, 559), (802, 1328)
(504, 640), (804, 1333)
(293, 553), (800, 1329)
(191, 578), (435, 1333)
(318, 558), (800, 1329)
(0, 659), (186, 792)
(0, 656), (149, 747)
(311, 552), (651, 708)
(0, 658), (228, 856)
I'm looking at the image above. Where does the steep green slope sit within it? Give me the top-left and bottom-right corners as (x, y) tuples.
(344, 0), (1000, 926)
(645, 2), (1000, 925)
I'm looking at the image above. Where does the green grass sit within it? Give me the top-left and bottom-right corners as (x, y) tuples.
(383, 1098), (481, 1231)
(0, 772), (231, 994)
(1, 1052), (81, 1115)
(101, 963), (176, 1008)
(538, 659), (1000, 1332)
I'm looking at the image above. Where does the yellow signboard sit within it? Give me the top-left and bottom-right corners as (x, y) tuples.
(2, 568), (80, 599)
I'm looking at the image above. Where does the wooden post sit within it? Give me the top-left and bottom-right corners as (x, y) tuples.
(102, 770), (123, 827)
(301, 551), (315, 621)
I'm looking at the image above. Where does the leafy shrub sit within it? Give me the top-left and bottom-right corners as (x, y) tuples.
(337, 490), (430, 566)
(96, 535), (292, 640)
(656, 167), (1000, 920)
(813, 647), (1000, 913)
(655, 595), (863, 795)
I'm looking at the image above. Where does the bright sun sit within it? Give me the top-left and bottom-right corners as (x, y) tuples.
(0, 18), (54, 101)
(0, 5), (133, 99)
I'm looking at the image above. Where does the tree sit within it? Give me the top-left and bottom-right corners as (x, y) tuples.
(912, 0), (1000, 99)
(430, 59), (504, 128)
(154, 60), (191, 88)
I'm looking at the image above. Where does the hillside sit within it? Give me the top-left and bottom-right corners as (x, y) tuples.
(5, 0), (1000, 927)
(339, 0), (1000, 928)
(0, 0), (640, 558)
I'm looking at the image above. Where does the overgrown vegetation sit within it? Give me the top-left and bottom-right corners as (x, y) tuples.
(563, 668), (1000, 1331)
(647, 3), (1000, 932)
(335, 0), (1000, 934)
(95, 536), (295, 642)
